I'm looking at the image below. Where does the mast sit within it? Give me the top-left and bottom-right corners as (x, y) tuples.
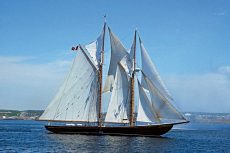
(98, 17), (106, 127)
(130, 30), (137, 126)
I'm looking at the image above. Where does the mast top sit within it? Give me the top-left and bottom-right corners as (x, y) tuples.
(104, 15), (107, 23)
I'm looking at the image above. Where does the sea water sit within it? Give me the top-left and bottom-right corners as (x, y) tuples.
(0, 120), (229, 153)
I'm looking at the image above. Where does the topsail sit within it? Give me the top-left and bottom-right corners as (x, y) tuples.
(85, 28), (105, 67)
(103, 28), (129, 93)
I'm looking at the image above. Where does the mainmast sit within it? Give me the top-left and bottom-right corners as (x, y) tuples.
(130, 30), (137, 126)
(98, 17), (106, 127)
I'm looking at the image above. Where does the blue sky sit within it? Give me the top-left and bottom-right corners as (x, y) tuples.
(0, 0), (230, 113)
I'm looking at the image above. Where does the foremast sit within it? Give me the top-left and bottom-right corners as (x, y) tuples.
(98, 19), (106, 127)
(130, 30), (137, 126)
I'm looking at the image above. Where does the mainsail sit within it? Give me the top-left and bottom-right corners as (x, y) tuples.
(39, 46), (99, 122)
(105, 64), (130, 123)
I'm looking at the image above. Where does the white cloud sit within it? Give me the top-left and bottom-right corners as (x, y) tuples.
(0, 56), (34, 64)
(0, 56), (72, 110)
(165, 69), (230, 113)
(214, 12), (225, 16)
(1, 55), (230, 113)
(218, 66), (230, 75)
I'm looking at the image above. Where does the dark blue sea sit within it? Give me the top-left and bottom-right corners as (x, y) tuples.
(0, 120), (229, 153)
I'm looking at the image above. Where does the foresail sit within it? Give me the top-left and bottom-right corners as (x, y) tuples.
(142, 72), (186, 123)
(139, 37), (172, 100)
(39, 47), (99, 122)
(103, 27), (129, 92)
(137, 80), (160, 123)
(105, 64), (130, 123)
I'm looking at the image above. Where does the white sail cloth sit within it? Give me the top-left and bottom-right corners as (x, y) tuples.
(85, 28), (104, 67)
(120, 31), (136, 76)
(39, 25), (187, 125)
(142, 73), (186, 122)
(119, 54), (133, 76)
(137, 80), (160, 123)
(139, 37), (172, 100)
(39, 46), (99, 122)
(103, 27), (129, 92)
(136, 36), (186, 124)
(105, 64), (130, 123)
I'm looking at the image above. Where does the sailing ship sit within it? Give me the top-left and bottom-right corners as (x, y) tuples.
(39, 20), (189, 136)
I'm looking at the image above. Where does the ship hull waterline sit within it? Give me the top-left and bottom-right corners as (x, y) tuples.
(45, 124), (174, 136)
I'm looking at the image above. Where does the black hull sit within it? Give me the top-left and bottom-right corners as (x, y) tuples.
(45, 124), (173, 136)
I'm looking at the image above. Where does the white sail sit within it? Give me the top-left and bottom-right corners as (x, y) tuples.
(39, 24), (188, 128)
(105, 64), (130, 123)
(139, 37), (172, 100)
(85, 28), (104, 67)
(120, 31), (136, 75)
(103, 27), (129, 92)
(137, 80), (160, 123)
(129, 40), (135, 64)
(119, 54), (133, 76)
(129, 30), (136, 71)
(142, 72), (186, 122)
(39, 46), (99, 122)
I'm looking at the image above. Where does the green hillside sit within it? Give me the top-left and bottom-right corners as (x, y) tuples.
(0, 109), (43, 118)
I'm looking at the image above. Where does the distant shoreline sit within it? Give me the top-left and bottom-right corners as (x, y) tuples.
(0, 109), (43, 120)
(0, 110), (229, 124)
